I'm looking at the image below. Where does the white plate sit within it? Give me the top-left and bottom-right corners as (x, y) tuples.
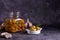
(25, 28), (42, 34)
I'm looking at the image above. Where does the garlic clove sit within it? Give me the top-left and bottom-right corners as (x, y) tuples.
(29, 22), (32, 27)
(1, 32), (8, 36)
(5, 33), (12, 39)
(1, 32), (12, 39)
(25, 23), (28, 27)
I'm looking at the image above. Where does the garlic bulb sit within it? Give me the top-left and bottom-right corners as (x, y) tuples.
(25, 18), (33, 28)
(1, 32), (12, 39)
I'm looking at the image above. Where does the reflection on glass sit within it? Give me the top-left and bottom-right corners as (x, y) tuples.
(16, 11), (20, 18)
(10, 12), (13, 19)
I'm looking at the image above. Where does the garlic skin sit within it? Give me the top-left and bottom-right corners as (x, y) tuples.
(1, 32), (12, 39)
(25, 18), (33, 28)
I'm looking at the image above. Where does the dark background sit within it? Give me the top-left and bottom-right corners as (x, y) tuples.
(0, 0), (60, 28)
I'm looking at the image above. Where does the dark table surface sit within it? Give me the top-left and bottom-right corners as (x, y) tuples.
(0, 27), (60, 40)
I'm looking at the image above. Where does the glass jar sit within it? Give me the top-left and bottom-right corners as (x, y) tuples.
(4, 12), (25, 32)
